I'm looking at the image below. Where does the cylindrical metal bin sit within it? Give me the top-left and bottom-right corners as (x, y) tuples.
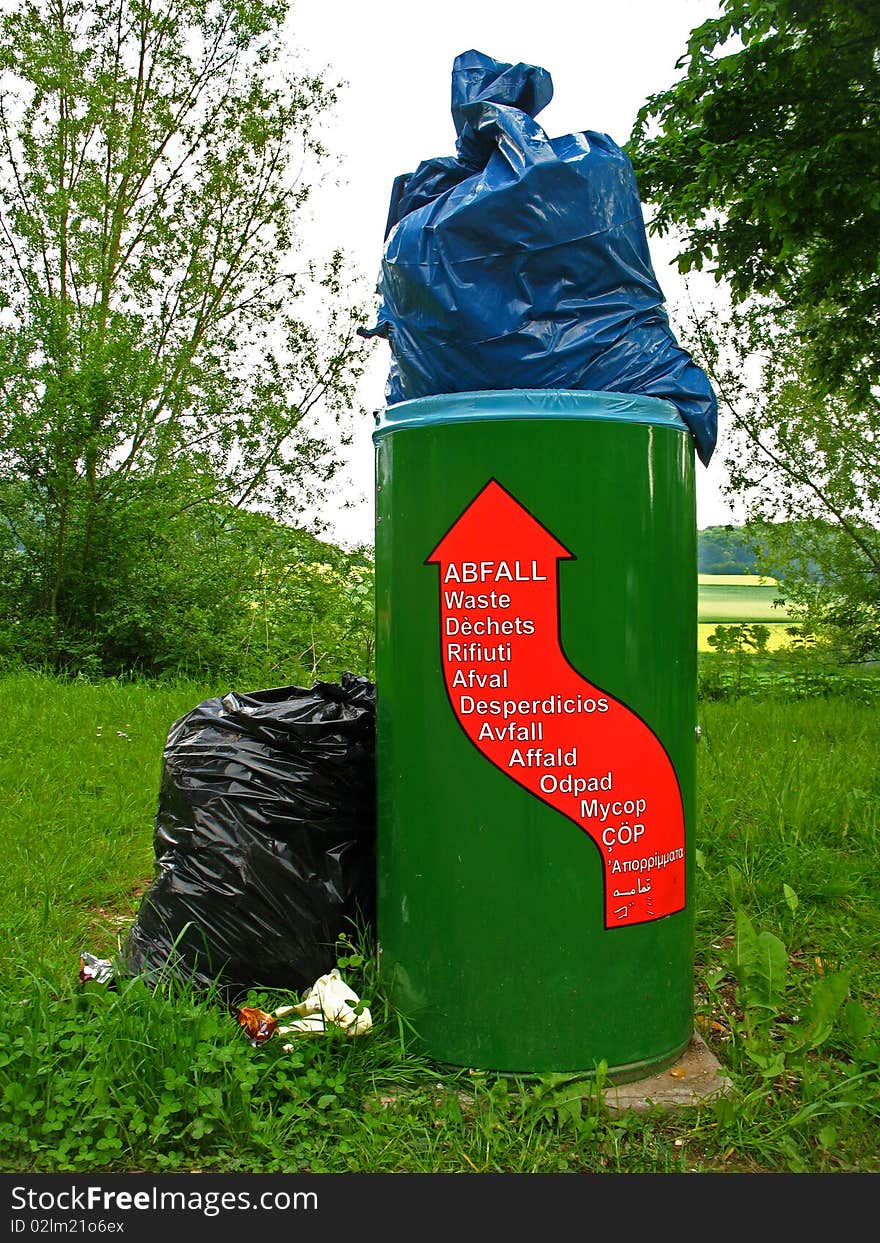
(373, 390), (697, 1079)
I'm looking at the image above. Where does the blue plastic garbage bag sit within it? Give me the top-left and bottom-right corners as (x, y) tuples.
(361, 49), (717, 465)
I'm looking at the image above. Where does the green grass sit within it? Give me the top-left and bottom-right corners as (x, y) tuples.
(698, 579), (791, 624)
(1, 670), (878, 1173)
(0, 671), (227, 977)
(695, 699), (880, 986)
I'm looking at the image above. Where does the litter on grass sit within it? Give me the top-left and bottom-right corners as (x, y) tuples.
(236, 1007), (278, 1042)
(236, 969), (372, 1049)
(79, 952), (115, 985)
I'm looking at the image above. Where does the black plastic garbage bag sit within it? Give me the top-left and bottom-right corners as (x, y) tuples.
(362, 48), (718, 466)
(122, 675), (376, 995)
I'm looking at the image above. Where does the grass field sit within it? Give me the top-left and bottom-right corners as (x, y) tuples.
(697, 575), (780, 586)
(1, 671), (878, 1174)
(698, 584), (788, 622)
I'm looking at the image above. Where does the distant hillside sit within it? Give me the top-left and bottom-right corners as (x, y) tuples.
(698, 522), (843, 581)
(698, 526), (759, 575)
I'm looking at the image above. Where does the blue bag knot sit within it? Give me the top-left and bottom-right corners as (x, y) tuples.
(451, 48), (553, 169)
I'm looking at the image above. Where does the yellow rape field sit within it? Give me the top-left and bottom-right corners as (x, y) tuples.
(697, 622), (798, 652)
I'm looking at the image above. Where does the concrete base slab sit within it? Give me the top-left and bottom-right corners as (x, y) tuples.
(602, 1031), (734, 1115)
(367, 1032), (733, 1118)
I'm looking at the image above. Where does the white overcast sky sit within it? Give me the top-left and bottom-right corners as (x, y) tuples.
(288, 0), (741, 546)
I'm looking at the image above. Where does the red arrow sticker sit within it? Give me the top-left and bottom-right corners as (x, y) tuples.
(426, 479), (686, 929)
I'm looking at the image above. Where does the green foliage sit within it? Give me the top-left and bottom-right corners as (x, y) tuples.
(698, 646), (880, 703)
(628, 2), (879, 649)
(0, 0), (369, 675)
(809, 594), (880, 665)
(732, 908), (789, 1039)
(707, 623), (770, 656)
(0, 492), (375, 681)
(704, 622), (770, 694)
(684, 309), (880, 661)
(706, 907), (862, 1083)
(627, 0), (880, 401)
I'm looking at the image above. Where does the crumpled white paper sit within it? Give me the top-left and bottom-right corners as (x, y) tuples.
(273, 968), (372, 1047)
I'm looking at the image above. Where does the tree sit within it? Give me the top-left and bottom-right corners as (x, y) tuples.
(627, 0), (880, 660)
(685, 305), (880, 661)
(0, 0), (367, 672)
(627, 0), (880, 402)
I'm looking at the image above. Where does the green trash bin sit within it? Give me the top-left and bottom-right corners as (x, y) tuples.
(373, 390), (697, 1080)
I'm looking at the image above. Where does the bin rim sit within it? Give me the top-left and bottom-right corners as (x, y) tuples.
(372, 389), (688, 441)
